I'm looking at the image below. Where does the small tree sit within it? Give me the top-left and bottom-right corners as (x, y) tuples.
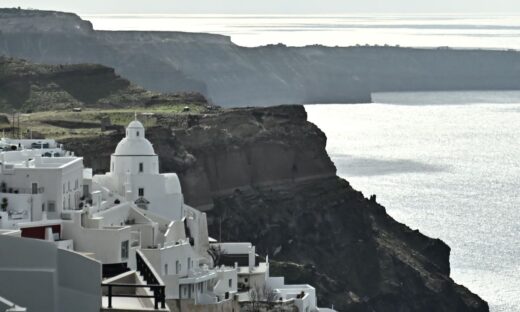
(207, 244), (227, 267)
(244, 284), (278, 312)
(263, 285), (278, 309)
(246, 287), (261, 312)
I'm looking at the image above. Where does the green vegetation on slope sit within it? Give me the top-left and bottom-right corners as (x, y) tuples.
(0, 56), (208, 113)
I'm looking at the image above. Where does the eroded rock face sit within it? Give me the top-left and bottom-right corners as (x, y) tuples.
(212, 178), (486, 311)
(62, 105), (488, 312)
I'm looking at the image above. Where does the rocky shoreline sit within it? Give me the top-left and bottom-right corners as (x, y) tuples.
(62, 105), (489, 311)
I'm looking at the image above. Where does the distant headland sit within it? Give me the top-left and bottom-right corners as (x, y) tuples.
(1, 8), (520, 107)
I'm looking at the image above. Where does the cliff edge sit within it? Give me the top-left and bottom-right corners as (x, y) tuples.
(62, 105), (489, 311)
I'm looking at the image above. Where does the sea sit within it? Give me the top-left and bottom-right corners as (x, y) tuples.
(83, 14), (520, 311)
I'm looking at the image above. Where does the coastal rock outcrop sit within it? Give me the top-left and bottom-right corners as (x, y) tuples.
(2, 9), (520, 107)
(62, 105), (489, 311)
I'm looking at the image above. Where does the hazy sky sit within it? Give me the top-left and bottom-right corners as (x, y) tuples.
(2, 0), (520, 14)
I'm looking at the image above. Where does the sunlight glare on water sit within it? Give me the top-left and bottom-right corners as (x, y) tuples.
(83, 14), (520, 49)
(306, 91), (520, 312)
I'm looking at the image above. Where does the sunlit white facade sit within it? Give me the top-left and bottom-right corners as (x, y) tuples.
(0, 122), (333, 312)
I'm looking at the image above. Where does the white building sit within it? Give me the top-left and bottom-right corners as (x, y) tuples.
(0, 138), (66, 157)
(0, 150), (84, 229)
(94, 120), (184, 220)
(0, 231), (101, 312)
(0, 121), (334, 312)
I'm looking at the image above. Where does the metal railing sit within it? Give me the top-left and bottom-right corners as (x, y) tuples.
(102, 250), (166, 310)
(101, 283), (166, 310)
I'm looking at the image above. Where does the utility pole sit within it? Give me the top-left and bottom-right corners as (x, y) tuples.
(11, 111), (15, 138)
(219, 216), (222, 242)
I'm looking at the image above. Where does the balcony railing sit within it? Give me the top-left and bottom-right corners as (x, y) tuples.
(102, 283), (166, 310)
(102, 250), (166, 310)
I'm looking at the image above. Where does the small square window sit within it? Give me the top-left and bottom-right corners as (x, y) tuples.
(139, 163), (143, 173)
(138, 188), (144, 197)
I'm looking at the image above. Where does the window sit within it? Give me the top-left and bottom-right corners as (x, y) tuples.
(63, 184), (65, 193)
(164, 263), (168, 275)
(176, 260), (180, 274)
(48, 201), (55, 212)
(75, 179), (78, 190)
(136, 131), (140, 137)
(188, 257), (191, 270)
(68, 181), (70, 191)
(228, 279), (232, 288)
(31, 183), (38, 194)
(139, 162), (143, 173)
(138, 188), (144, 197)
(121, 240), (129, 259)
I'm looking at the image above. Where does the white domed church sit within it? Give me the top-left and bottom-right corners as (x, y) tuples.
(94, 119), (185, 220)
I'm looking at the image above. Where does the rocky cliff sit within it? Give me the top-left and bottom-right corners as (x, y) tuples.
(2, 9), (520, 107)
(0, 56), (207, 112)
(61, 105), (489, 312)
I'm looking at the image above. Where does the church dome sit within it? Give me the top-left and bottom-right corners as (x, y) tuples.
(128, 120), (144, 129)
(113, 120), (156, 156)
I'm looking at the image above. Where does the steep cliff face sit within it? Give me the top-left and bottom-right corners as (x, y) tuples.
(0, 56), (207, 111)
(0, 8), (93, 34)
(2, 9), (520, 107)
(62, 105), (488, 312)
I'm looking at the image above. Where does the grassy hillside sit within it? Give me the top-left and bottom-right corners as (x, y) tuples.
(0, 56), (208, 113)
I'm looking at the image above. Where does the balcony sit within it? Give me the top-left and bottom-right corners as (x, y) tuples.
(179, 266), (217, 284)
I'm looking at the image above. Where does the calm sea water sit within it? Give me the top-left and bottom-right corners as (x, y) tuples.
(82, 15), (519, 311)
(306, 91), (520, 312)
(83, 13), (520, 49)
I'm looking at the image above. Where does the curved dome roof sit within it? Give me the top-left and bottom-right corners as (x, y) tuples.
(113, 120), (156, 156)
(114, 138), (155, 156)
(127, 120), (144, 129)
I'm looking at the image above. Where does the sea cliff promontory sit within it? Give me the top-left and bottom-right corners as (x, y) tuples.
(59, 105), (489, 311)
(2, 8), (520, 106)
